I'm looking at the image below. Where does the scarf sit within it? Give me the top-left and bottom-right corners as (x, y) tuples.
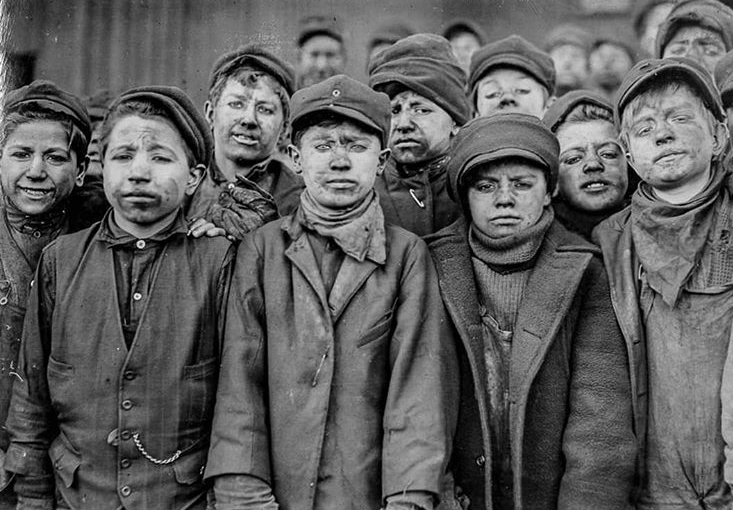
(631, 166), (727, 306)
(297, 188), (386, 265)
(469, 207), (554, 274)
(395, 153), (449, 180)
(4, 195), (67, 237)
(553, 199), (626, 241)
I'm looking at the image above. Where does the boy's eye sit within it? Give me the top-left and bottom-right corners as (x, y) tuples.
(562, 155), (582, 166)
(391, 105), (401, 115)
(414, 106), (431, 115)
(228, 101), (244, 109)
(515, 88), (531, 95)
(152, 155), (173, 163)
(635, 125), (652, 137)
(314, 143), (331, 151)
(473, 182), (496, 193)
(600, 150), (620, 160)
(9, 150), (30, 160)
(350, 144), (367, 152)
(485, 92), (501, 100)
(514, 181), (532, 190)
(257, 105), (275, 115)
(46, 154), (70, 164)
(111, 153), (132, 161)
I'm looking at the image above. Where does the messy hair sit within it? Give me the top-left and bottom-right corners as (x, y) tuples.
(208, 65), (290, 122)
(562, 102), (614, 126)
(0, 105), (89, 160)
(98, 98), (195, 167)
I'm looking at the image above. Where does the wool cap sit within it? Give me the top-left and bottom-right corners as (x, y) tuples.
(632, 0), (678, 37)
(4, 79), (92, 145)
(468, 35), (556, 104)
(368, 22), (415, 51)
(298, 15), (344, 46)
(615, 57), (725, 126)
(290, 74), (391, 147)
(109, 85), (214, 167)
(714, 49), (733, 106)
(655, 0), (733, 56)
(543, 89), (612, 133)
(447, 113), (560, 212)
(84, 88), (116, 123)
(209, 44), (296, 97)
(441, 18), (487, 46)
(368, 33), (471, 125)
(543, 24), (593, 54)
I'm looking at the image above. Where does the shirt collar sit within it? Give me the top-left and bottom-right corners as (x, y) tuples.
(96, 209), (188, 248)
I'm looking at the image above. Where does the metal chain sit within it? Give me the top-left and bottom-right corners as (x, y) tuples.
(132, 433), (182, 465)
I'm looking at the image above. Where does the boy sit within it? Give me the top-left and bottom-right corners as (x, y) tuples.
(206, 75), (458, 510)
(4, 85), (234, 509)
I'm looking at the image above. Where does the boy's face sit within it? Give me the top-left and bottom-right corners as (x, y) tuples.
(389, 90), (457, 165)
(102, 115), (203, 236)
(550, 44), (589, 89)
(589, 43), (634, 89)
(556, 119), (628, 212)
(467, 159), (551, 238)
(450, 31), (481, 72)
(475, 67), (549, 118)
(663, 25), (726, 75)
(289, 119), (389, 209)
(298, 35), (345, 88)
(623, 86), (723, 201)
(0, 120), (84, 216)
(205, 77), (285, 167)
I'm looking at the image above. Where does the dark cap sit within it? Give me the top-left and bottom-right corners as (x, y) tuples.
(468, 35), (556, 105)
(656, 0), (733, 56)
(368, 33), (470, 125)
(543, 24), (593, 54)
(110, 85), (214, 167)
(543, 89), (613, 132)
(715, 49), (733, 106)
(209, 44), (296, 97)
(290, 74), (391, 147)
(298, 15), (343, 46)
(368, 22), (415, 50)
(632, 0), (678, 37)
(84, 89), (116, 123)
(615, 57), (725, 126)
(441, 18), (487, 46)
(4, 79), (92, 145)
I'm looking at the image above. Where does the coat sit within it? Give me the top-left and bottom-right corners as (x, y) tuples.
(427, 217), (636, 510)
(205, 214), (459, 510)
(5, 218), (233, 510)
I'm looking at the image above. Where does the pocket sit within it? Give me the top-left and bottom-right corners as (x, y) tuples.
(0, 303), (25, 374)
(356, 311), (394, 349)
(182, 358), (218, 428)
(183, 357), (218, 381)
(172, 446), (208, 486)
(48, 434), (81, 489)
(47, 356), (74, 377)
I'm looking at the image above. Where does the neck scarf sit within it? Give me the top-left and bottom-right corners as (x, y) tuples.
(631, 165), (727, 306)
(469, 207), (554, 274)
(553, 198), (625, 240)
(297, 188), (386, 265)
(4, 196), (67, 236)
(395, 153), (449, 179)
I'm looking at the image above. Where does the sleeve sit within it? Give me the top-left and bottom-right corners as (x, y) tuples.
(205, 232), (273, 486)
(213, 474), (278, 510)
(382, 239), (460, 505)
(216, 243), (237, 343)
(721, 322), (733, 487)
(557, 259), (636, 510)
(4, 246), (59, 500)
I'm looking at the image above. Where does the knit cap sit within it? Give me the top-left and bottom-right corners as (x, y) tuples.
(441, 18), (487, 46)
(655, 0), (733, 56)
(109, 85), (214, 167)
(542, 89), (612, 133)
(468, 35), (556, 105)
(447, 113), (560, 214)
(368, 22), (414, 51)
(298, 15), (343, 46)
(209, 44), (296, 97)
(368, 33), (471, 125)
(715, 49), (733, 106)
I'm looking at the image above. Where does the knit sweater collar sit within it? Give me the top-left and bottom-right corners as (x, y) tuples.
(469, 207), (554, 274)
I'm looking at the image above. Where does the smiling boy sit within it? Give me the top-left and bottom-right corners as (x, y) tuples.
(4, 86), (234, 509)
(206, 74), (458, 510)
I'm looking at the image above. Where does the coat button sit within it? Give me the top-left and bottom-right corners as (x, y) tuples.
(120, 485), (131, 497)
(123, 370), (136, 381)
(120, 429), (132, 441)
(132, 292), (142, 301)
(121, 399), (133, 410)
(136, 240), (146, 249)
(120, 458), (131, 469)
(475, 454), (486, 468)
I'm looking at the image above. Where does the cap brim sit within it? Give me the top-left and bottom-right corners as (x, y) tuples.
(292, 104), (385, 142)
(462, 147), (550, 176)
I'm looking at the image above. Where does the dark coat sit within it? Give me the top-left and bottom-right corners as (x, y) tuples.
(206, 215), (459, 510)
(428, 217), (636, 510)
(5, 221), (233, 510)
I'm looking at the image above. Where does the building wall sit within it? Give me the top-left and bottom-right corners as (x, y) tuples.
(2, 0), (641, 106)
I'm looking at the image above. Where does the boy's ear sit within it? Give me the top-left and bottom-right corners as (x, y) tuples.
(712, 121), (730, 159)
(185, 164), (206, 196)
(204, 101), (215, 128)
(543, 95), (557, 114)
(75, 156), (88, 187)
(288, 144), (303, 174)
(377, 148), (391, 176)
(450, 122), (460, 137)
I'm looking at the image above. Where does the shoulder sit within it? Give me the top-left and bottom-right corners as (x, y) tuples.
(270, 156), (304, 186)
(592, 206), (631, 242)
(545, 220), (601, 256)
(424, 217), (468, 251)
(385, 223), (428, 261)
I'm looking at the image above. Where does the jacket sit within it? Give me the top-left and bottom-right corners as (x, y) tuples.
(428, 217), (636, 510)
(206, 214), (459, 510)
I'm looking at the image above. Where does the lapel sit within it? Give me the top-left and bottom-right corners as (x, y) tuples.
(283, 220), (329, 313)
(328, 255), (379, 322)
(375, 166), (403, 225)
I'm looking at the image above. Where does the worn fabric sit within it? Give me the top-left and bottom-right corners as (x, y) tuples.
(206, 213), (459, 510)
(542, 89), (612, 133)
(5, 213), (235, 510)
(655, 0), (733, 56)
(428, 217), (636, 510)
(553, 198), (625, 241)
(715, 50), (733, 105)
(375, 156), (460, 237)
(209, 44), (296, 97)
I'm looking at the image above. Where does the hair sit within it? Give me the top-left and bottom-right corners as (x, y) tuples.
(562, 102), (614, 125)
(0, 105), (89, 160)
(619, 72), (719, 150)
(291, 111), (382, 148)
(98, 98), (196, 167)
(208, 65), (290, 121)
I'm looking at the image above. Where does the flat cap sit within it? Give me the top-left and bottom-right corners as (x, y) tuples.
(368, 33), (471, 125)
(543, 89), (612, 132)
(298, 15), (343, 46)
(4, 79), (92, 145)
(110, 85), (214, 167)
(290, 74), (391, 147)
(441, 18), (487, 46)
(615, 56), (725, 126)
(448, 113), (560, 212)
(715, 49), (733, 105)
(368, 22), (415, 50)
(209, 44), (296, 97)
(656, 0), (733, 56)
(543, 24), (593, 54)
(469, 35), (556, 104)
